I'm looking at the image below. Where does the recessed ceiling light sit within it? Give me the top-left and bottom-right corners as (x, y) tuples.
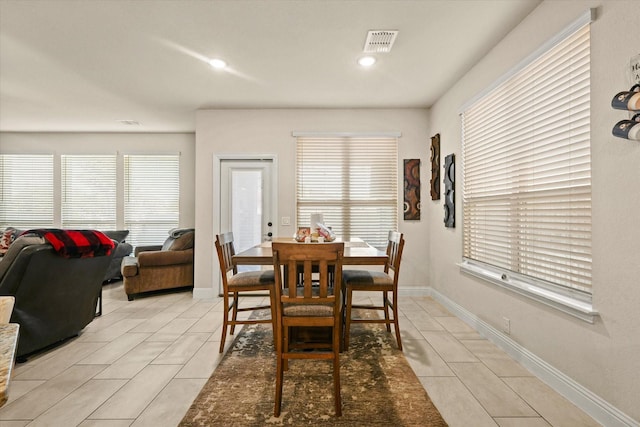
(209, 58), (227, 69)
(358, 56), (376, 67)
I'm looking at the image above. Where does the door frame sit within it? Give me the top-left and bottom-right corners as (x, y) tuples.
(213, 154), (279, 291)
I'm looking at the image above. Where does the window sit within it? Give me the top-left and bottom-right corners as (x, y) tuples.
(0, 154), (54, 228)
(61, 155), (117, 229)
(124, 154), (180, 248)
(460, 11), (594, 320)
(296, 135), (398, 249)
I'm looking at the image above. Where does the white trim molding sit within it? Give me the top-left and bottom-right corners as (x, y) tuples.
(459, 260), (598, 323)
(291, 131), (401, 138)
(192, 287), (217, 300)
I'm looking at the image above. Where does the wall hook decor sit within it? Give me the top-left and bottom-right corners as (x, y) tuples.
(611, 84), (640, 112)
(611, 83), (640, 141)
(612, 113), (640, 141)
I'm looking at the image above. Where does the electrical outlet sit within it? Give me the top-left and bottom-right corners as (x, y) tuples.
(281, 216), (291, 226)
(502, 317), (511, 335)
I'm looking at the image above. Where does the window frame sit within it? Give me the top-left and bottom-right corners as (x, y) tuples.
(459, 9), (597, 323)
(124, 154), (180, 248)
(0, 152), (181, 251)
(61, 154), (117, 230)
(0, 154), (55, 229)
(294, 132), (399, 249)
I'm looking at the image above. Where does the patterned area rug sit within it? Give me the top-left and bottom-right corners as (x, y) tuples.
(180, 311), (448, 426)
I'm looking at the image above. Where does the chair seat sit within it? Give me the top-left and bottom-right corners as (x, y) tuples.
(227, 270), (275, 288)
(283, 303), (334, 317)
(342, 269), (393, 289)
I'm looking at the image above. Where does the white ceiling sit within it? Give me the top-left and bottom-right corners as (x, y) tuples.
(0, 0), (540, 133)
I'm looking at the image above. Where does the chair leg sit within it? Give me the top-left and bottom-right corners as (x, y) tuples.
(392, 291), (403, 351)
(338, 304), (344, 353)
(274, 330), (284, 417)
(333, 322), (342, 416)
(383, 291), (392, 332)
(344, 287), (353, 351)
(269, 289), (277, 349)
(230, 292), (239, 335)
(219, 292), (230, 353)
(283, 325), (290, 371)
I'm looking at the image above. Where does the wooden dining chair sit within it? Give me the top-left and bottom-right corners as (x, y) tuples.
(342, 231), (405, 351)
(272, 241), (344, 417)
(215, 232), (276, 353)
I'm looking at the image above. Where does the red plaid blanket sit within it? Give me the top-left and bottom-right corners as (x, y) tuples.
(25, 229), (115, 258)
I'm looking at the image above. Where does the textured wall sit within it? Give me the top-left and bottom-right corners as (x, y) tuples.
(194, 108), (430, 295)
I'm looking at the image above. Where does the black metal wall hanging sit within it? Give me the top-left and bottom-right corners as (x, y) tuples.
(430, 133), (440, 200)
(443, 153), (455, 228)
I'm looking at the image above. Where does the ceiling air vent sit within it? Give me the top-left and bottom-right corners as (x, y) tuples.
(363, 30), (398, 53)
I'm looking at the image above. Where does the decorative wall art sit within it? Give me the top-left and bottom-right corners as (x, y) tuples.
(443, 154), (455, 228)
(611, 84), (640, 141)
(611, 55), (640, 141)
(430, 133), (440, 200)
(403, 159), (420, 220)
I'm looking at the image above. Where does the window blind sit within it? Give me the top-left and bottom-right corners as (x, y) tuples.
(462, 23), (591, 293)
(61, 155), (117, 229)
(0, 154), (54, 229)
(124, 154), (180, 248)
(296, 136), (398, 249)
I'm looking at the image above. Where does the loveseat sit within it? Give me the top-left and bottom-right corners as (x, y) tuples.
(121, 228), (194, 300)
(0, 232), (114, 359)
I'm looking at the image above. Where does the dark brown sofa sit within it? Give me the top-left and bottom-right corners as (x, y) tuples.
(121, 228), (194, 300)
(0, 234), (113, 359)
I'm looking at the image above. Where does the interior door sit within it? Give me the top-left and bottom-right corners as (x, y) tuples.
(220, 159), (275, 255)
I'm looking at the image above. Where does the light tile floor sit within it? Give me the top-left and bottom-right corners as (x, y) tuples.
(0, 281), (602, 427)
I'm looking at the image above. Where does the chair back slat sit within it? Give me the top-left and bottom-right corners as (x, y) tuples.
(272, 242), (344, 306)
(385, 231), (405, 277)
(216, 231), (236, 274)
(215, 232), (238, 277)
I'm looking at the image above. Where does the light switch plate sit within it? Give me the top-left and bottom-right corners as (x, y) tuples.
(281, 216), (290, 226)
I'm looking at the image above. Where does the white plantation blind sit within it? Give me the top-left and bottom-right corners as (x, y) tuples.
(0, 154), (54, 228)
(61, 155), (117, 229)
(462, 21), (591, 293)
(124, 154), (180, 248)
(296, 136), (398, 249)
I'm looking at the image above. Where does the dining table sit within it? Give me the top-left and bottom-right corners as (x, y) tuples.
(232, 237), (386, 348)
(232, 237), (388, 267)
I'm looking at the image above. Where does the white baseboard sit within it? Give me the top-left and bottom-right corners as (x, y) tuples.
(429, 288), (639, 427)
(192, 287), (217, 299)
(398, 286), (432, 296)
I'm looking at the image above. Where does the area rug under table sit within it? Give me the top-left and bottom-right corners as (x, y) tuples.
(180, 312), (448, 426)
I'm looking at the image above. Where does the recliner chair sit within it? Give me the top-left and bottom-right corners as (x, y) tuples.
(121, 228), (194, 300)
